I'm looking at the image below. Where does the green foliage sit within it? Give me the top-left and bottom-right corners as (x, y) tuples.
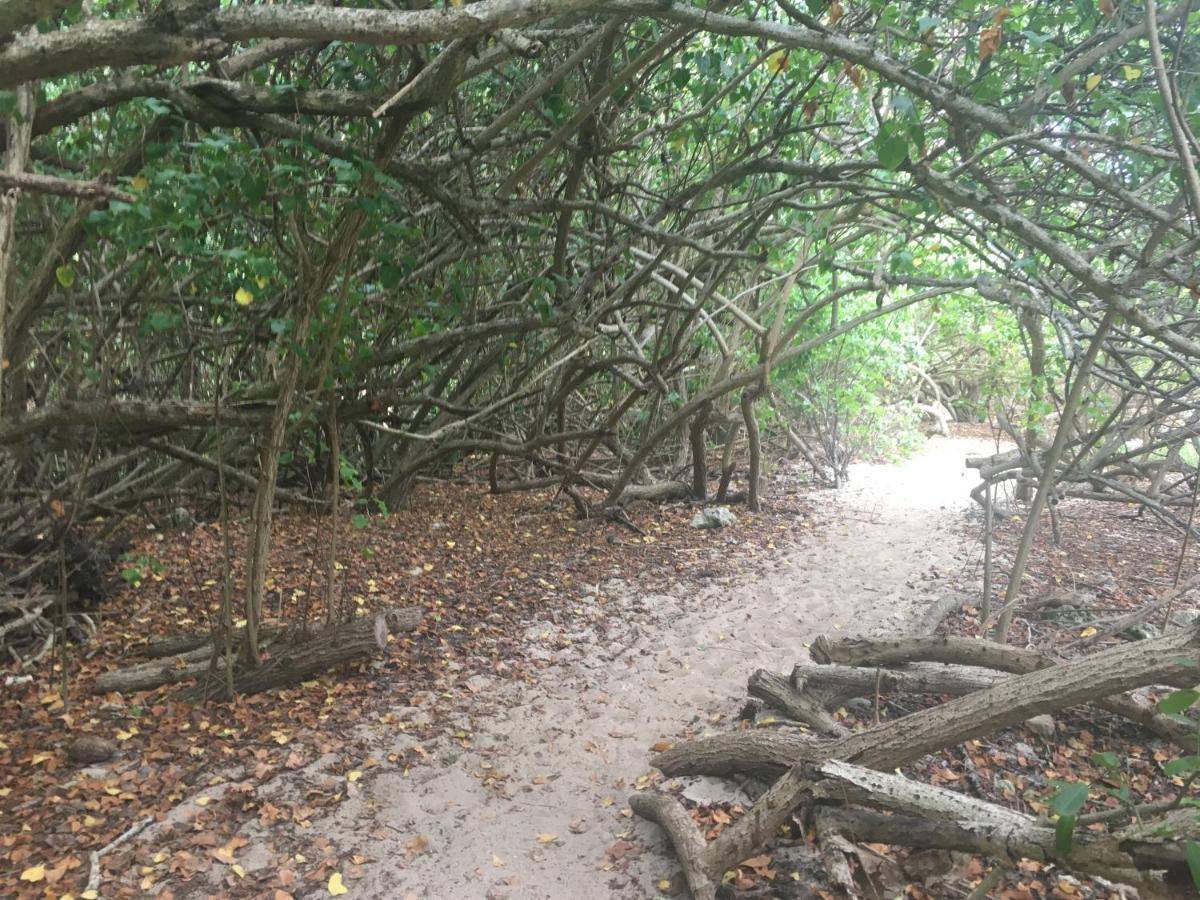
(1047, 780), (1089, 854)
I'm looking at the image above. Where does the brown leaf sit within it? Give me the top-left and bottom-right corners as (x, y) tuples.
(1099, 0), (1115, 18)
(979, 25), (1002, 60)
(828, 0), (844, 25)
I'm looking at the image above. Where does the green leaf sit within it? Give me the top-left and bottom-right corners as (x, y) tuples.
(1159, 688), (1200, 715)
(1188, 841), (1200, 893)
(55, 266), (76, 289)
(1091, 751), (1120, 771)
(873, 131), (909, 170)
(351, 514), (369, 530)
(1048, 781), (1089, 818)
(1055, 814), (1077, 854)
(1164, 756), (1200, 777)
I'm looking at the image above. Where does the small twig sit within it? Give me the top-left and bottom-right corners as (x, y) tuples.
(965, 863), (1006, 900)
(85, 816), (153, 894)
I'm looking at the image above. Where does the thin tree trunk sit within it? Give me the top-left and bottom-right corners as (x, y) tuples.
(995, 310), (1115, 641)
(741, 389), (762, 511)
(690, 400), (711, 500)
(0, 79), (34, 412)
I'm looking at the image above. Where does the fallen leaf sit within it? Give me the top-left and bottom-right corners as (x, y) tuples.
(328, 872), (348, 896)
(536, 833), (558, 844)
(20, 864), (46, 882)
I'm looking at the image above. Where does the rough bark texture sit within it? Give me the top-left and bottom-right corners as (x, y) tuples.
(180, 607), (421, 702)
(748, 668), (848, 736)
(637, 623), (1200, 891)
(95, 609), (420, 699)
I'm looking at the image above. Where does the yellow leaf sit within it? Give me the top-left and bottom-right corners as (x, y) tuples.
(537, 833), (558, 844)
(131, 176), (148, 193)
(0, 787), (11, 797)
(255, 276), (268, 289)
(232, 864), (246, 878)
(116, 729), (134, 741)
(31, 752), (53, 765)
(235, 287), (254, 307)
(328, 872), (349, 895)
(492, 853), (504, 867)
(765, 50), (789, 75)
(194, 796), (211, 806)
(1079, 626), (1098, 638)
(1085, 73), (1102, 91)
(347, 770), (362, 782)
(1123, 65), (1141, 80)
(20, 864), (46, 882)
(82, 892), (99, 899)
(422, 563), (433, 572)
(658, 880), (671, 890)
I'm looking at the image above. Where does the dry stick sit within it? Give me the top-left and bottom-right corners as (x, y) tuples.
(84, 816), (152, 895)
(994, 309), (1116, 642)
(981, 478), (993, 623)
(965, 864), (1007, 900)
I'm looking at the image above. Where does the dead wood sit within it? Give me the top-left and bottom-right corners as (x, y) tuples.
(811, 633), (1197, 748)
(176, 607), (421, 702)
(747, 669), (848, 737)
(94, 608), (420, 699)
(815, 761), (1196, 896)
(636, 624), (1200, 893)
(791, 661), (1005, 701)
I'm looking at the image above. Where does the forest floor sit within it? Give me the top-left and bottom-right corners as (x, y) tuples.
(298, 433), (991, 900)
(11, 430), (1195, 900)
(2, 433), (991, 899)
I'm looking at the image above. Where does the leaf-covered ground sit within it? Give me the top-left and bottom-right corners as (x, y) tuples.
(1, 478), (814, 899)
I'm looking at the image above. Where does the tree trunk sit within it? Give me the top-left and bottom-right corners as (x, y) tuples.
(690, 400), (711, 500)
(741, 389), (762, 512)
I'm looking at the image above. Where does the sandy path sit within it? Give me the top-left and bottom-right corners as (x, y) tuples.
(319, 436), (992, 899)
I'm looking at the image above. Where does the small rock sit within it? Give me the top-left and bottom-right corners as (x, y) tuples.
(844, 697), (874, 714)
(1121, 622), (1160, 641)
(680, 776), (746, 806)
(1024, 714), (1056, 739)
(170, 507), (195, 528)
(1168, 609), (1199, 629)
(690, 506), (737, 529)
(430, 521), (447, 530)
(68, 735), (116, 765)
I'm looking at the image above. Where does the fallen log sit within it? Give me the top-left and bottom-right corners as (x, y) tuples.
(815, 760), (1196, 895)
(809, 633), (1196, 748)
(636, 622), (1200, 895)
(177, 608), (421, 702)
(94, 609), (420, 700)
(747, 669), (848, 737)
(792, 661), (1005, 700)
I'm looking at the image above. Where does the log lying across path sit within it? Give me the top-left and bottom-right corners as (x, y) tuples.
(93, 608), (421, 701)
(632, 624), (1200, 900)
